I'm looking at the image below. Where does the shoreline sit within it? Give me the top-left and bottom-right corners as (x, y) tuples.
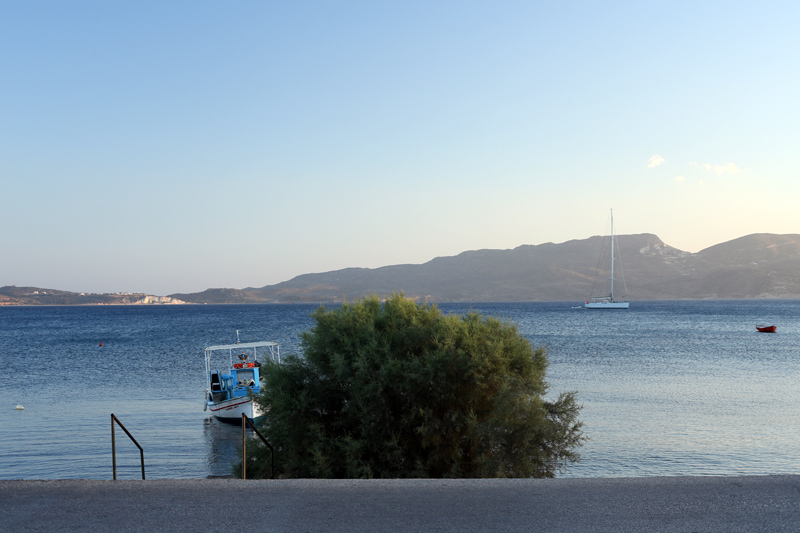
(4, 296), (800, 307)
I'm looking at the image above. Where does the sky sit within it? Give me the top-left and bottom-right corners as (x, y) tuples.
(3, 1), (800, 295)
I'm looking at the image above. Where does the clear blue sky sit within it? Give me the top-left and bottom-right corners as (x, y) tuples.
(3, 1), (799, 295)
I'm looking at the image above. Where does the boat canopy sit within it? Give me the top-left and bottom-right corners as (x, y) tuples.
(205, 341), (279, 351)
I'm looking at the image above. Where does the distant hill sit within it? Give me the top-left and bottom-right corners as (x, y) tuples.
(0, 286), (184, 306)
(8, 233), (800, 305)
(170, 233), (800, 303)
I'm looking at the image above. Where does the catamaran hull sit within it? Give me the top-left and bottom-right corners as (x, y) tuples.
(585, 301), (630, 309)
(208, 397), (263, 421)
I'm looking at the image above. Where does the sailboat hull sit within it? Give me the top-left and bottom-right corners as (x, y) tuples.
(585, 301), (629, 309)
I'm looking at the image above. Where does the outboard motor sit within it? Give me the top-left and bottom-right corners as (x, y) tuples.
(210, 371), (222, 392)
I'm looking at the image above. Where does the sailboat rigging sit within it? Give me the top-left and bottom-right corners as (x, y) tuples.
(585, 209), (629, 309)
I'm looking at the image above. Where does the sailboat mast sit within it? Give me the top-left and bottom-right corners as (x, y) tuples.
(585, 209), (628, 308)
(610, 209), (614, 301)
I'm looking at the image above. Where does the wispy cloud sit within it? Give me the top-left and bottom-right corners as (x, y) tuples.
(674, 176), (685, 182)
(691, 161), (740, 176)
(647, 154), (665, 168)
(704, 163), (740, 176)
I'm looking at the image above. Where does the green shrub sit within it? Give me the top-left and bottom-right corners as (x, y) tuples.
(245, 294), (584, 478)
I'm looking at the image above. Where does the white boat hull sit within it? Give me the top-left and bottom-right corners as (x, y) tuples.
(585, 301), (629, 309)
(208, 396), (263, 421)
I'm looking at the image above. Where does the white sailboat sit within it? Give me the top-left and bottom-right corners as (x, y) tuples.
(585, 210), (629, 309)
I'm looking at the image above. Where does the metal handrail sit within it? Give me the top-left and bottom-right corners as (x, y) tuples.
(241, 413), (275, 479)
(111, 414), (145, 480)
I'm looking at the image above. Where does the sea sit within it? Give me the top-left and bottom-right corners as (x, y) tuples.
(2, 300), (799, 480)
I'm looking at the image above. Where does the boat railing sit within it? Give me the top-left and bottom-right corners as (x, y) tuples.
(241, 413), (275, 479)
(111, 414), (145, 480)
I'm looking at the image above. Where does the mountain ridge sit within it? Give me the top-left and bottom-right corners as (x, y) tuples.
(6, 233), (800, 305)
(173, 232), (800, 303)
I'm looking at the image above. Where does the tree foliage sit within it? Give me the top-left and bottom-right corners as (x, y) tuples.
(246, 294), (584, 478)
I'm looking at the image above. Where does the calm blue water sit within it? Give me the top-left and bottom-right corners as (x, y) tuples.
(2, 301), (799, 479)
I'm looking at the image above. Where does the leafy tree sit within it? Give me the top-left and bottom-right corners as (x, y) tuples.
(244, 294), (584, 478)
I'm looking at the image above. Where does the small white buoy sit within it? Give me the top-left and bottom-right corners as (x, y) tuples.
(15, 405), (24, 410)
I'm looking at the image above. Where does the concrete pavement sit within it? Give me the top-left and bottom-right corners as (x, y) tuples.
(2, 475), (800, 531)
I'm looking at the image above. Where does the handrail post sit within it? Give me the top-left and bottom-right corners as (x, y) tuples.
(242, 413), (247, 479)
(111, 414), (145, 480)
(111, 415), (117, 480)
(242, 413), (276, 479)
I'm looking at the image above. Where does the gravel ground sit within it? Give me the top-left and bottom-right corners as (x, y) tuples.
(2, 476), (800, 532)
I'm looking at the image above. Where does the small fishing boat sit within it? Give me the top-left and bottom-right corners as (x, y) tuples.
(204, 335), (280, 422)
(756, 325), (777, 333)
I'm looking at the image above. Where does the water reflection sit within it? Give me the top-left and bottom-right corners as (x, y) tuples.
(202, 416), (250, 477)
